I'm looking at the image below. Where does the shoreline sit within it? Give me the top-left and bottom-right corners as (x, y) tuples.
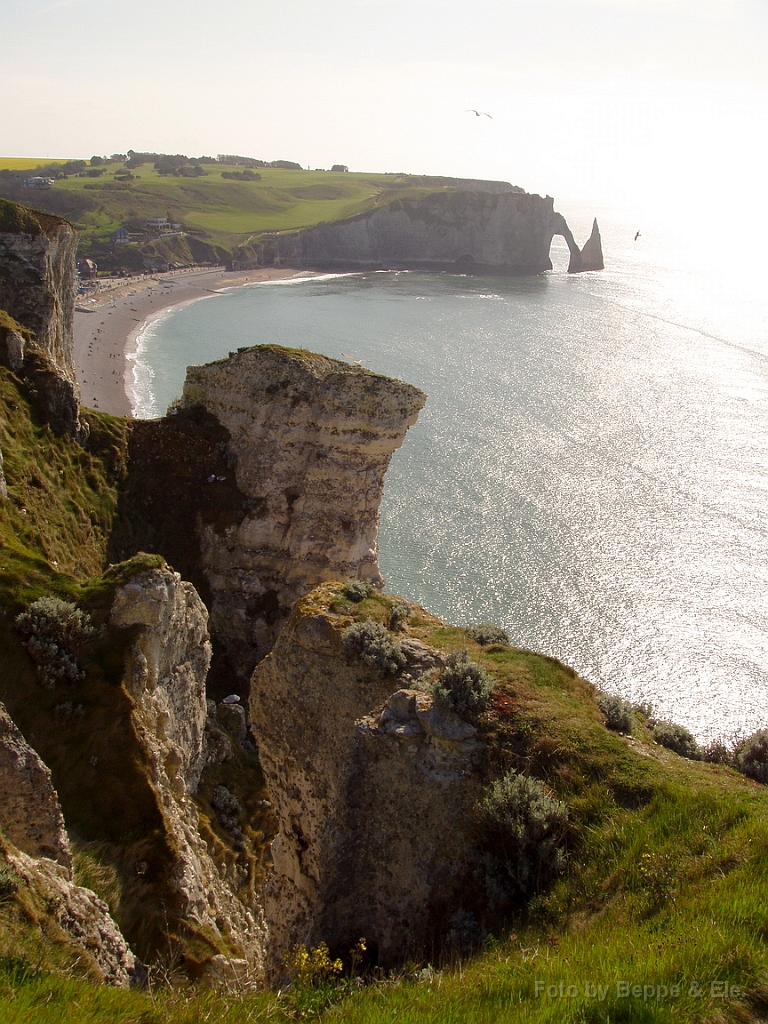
(73, 266), (312, 417)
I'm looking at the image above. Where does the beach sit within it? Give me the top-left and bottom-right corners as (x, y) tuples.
(73, 266), (307, 417)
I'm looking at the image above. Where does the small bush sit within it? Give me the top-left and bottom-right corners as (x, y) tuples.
(389, 601), (411, 632)
(283, 942), (342, 988)
(465, 623), (509, 646)
(479, 770), (568, 896)
(702, 739), (736, 766)
(652, 720), (702, 760)
(342, 620), (406, 675)
(734, 729), (768, 783)
(431, 649), (494, 718)
(596, 692), (634, 734)
(343, 581), (372, 603)
(14, 596), (96, 689)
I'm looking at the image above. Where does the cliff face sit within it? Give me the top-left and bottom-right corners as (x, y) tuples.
(0, 702), (140, 986)
(178, 346), (425, 687)
(0, 200), (77, 382)
(250, 584), (486, 972)
(0, 200), (85, 440)
(264, 190), (563, 276)
(110, 567), (267, 973)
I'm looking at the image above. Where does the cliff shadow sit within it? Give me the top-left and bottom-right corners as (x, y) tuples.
(107, 406), (267, 701)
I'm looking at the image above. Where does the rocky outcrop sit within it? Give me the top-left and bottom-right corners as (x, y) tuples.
(256, 190), (599, 276)
(0, 701), (72, 868)
(574, 217), (604, 272)
(110, 567), (267, 973)
(111, 568), (212, 794)
(0, 201), (86, 441)
(250, 584), (486, 972)
(178, 345), (425, 686)
(555, 213), (604, 273)
(5, 847), (141, 986)
(0, 200), (77, 381)
(0, 444), (6, 500)
(0, 701), (140, 986)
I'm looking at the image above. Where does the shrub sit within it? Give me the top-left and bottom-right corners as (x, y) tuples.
(283, 941), (342, 988)
(596, 692), (634, 734)
(342, 620), (405, 675)
(479, 770), (568, 896)
(14, 596), (96, 689)
(465, 623), (509, 646)
(734, 729), (768, 783)
(343, 580), (372, 603)
(431, 650), (494, 718)
(652, 720), (702, 760)
(702, 739), (736, 766)
(389, 601), (411, 632)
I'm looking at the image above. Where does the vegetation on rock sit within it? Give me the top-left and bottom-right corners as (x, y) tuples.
(431, 648), (494, 718)
(342, 620), (406, 675)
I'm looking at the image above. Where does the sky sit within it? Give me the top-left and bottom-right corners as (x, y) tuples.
(3, 0), (768, 230)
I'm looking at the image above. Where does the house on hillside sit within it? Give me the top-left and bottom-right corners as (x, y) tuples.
(22, 177), (54, 189)
(110, 228), (130, 244)
(331, 164), (349, 173)
(145, 217), (170, 231)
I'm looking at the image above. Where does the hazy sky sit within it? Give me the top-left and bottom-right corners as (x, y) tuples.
(3, 0), (768, 221)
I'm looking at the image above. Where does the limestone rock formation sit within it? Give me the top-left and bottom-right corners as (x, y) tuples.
(179, 345), (426, 685)
(0, 199), (77, 382)
(5, 847), (141, 986)
(250, 583), (486, 972)
(0, 445), (6, 500)
(0, 701), (140, 986)
(576, 218), (605, 272)
(110, 567), (267, 972)
(0, 701), (72, 868)
(111, 568), (212, 794)
(561, 215), (604, 273)
(260, 190), (580, 276)
(0, 200), (86, 440)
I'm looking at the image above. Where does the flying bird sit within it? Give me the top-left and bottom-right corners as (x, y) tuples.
(466, 109), (493, 118)
(341, 353), (369, 366)
(634, 231), (641, 241)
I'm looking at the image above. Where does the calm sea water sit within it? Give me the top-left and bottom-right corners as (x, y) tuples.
(130, 212), (768, 741)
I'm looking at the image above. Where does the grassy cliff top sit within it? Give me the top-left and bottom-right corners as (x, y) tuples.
(0, 160), (524, 264)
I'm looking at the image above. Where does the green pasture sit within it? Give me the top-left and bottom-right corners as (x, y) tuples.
(0, 159), (454, 258)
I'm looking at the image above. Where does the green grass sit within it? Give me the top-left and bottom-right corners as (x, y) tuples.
(0, 159), (464, 265)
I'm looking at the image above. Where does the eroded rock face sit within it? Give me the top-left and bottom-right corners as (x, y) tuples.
(0, 201), (86, 440)
(0, 700), (141, 987)
(250, 583), (485, 972)
(110, 567), (267, 972)
(0, 701), (71, 868)
(112, 568), (212, 794)
(0, 201), (77, 382)
(6, 848), (141, 987)
(179, 345), (425, 685)
(262, 190), (575, 276)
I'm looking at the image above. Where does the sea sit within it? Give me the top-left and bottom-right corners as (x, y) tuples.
(127, 205), (768, 742)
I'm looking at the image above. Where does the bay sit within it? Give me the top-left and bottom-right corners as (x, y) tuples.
(130, 214), (768, 741)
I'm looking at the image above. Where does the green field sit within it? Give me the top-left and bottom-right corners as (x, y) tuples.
(0, 157), (461, 268)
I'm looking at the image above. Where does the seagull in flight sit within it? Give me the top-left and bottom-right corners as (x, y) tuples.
(634, 231), (641, 241)
(341, 353), (369, 366)
(466, 109), (493, 118)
